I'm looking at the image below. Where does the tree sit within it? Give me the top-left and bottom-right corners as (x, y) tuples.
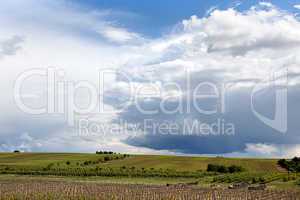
(278, 157), (300, 172)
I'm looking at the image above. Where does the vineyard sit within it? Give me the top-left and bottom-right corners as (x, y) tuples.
(0, 153), (300, 199)
(0, 180), (299, 200)
(0, 153), (279, 179)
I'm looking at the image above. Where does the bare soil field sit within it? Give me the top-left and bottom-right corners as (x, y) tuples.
(0, 179), (299, 200)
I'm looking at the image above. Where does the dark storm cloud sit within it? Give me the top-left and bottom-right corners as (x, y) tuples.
(120, 85), (300, 154)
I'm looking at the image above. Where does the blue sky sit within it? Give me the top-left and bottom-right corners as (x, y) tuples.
(1, 0), (300, 157)
(70, 0), (300, 37)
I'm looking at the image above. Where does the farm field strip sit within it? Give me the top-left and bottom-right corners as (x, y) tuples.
(0, 180), (299, 200)
(0, 153), (279, 172)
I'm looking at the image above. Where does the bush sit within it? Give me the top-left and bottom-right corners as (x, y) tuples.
(252, 177), (259, 184)
(96, 151), (121, 155)
(218, 165), (229, 173)
(104, 156), (110, 161)
(207, 164), (218, 172)
(259, 177), (266, 183)
(228, 165), (244, 173)
(207, 164), (244, 173)
(83, 161), (93, 165)
(66, 161), (71, 165)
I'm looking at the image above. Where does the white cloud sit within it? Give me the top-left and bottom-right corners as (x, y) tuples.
(232, 143), (300, 158)
(244, 143), (278, 155)
(259, 2), (274, 8)
(294, 5), (300, 10)
(105, 4), (300, 156)
(0, 0), (144, 152)
(98, 27), (144, 44)
(1, 1), (300, 156)
(116, 4), (300, 99)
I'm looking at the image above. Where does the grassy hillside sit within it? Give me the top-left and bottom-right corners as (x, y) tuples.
(1, 153), (299, 188)
(0, 153), (105, 166)
(0, 153), (279, 172)
(104, 155), (278, 172)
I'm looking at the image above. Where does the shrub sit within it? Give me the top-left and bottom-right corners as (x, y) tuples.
(207, 164), (218, 172)
(207, 164), (244, 173)
(228, 165), (244, 173)
(104, 156), (111, 161)
(96, 151), (117, 154)
(218, 165), (229, 173)
(259, 177), (266, 183)
(83, 161), (93, 165)
(252, 177), (259, 184)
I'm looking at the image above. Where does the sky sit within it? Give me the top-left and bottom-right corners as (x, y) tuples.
(1, 0), (300, 157)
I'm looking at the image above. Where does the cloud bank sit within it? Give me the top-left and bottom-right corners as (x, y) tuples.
(1, 1), (300, 157)
(106, 3), (300, 157)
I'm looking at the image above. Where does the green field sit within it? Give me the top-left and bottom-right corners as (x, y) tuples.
(0, 153), (279, 172)
(103, 155), (279, 172)
(0, 152), (299, 189)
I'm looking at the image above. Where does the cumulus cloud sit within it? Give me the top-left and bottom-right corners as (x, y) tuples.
(1, 1), (300, 157)
(103, 4), (300, 155)
(182, 9), (300, 56)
